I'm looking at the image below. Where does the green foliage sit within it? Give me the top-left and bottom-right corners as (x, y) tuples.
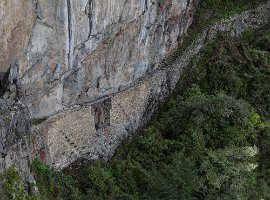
(156, 88), (260, 199)
(79, 161), (119, 199)
(31, 160), (83, 200)
(32, 117), (48, 126)
(32, 160), (47, 174)
(142, 152), (198, 200)
(183, 25), (270, 119)
(0, 167), (38, 200)
(176, 0), (267, 57)
(68, 87), (260, 200)
(176, 25), (270, 198)
(195, 0), (267, 28)
(166, 91), (258, 148)
(1, 167), (26, 200)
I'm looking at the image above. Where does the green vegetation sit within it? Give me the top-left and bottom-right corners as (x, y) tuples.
(177, 0), (267, 56)
(1, 167), (25, 200)
(30, 160), (83, 200)
(72, 24), (269, 200)
(32, 117), (48, 126)
(0, 167), (36, 200)
(195, 0), (266, 27)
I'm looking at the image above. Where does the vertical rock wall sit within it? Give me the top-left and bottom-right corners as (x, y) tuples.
(0, 99), (32, 181)
(0, 0), (35, 72)
(1, 0), (269, 170)
(32, 1), (270, 169)
(1, 0), (194, 117)
(0, 0), (195, 169)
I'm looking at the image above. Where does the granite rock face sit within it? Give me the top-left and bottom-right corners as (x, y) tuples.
(0, 0), (195, 117)
(0, 98), (32, 181)
(32, 2), (270, 169)
(0, 0), (36, 73)
(0, 0), (196, 169)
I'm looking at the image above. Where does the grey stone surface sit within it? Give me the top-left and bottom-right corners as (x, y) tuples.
(0, 0), (195, 118)
(0, 0), (197, 170)
(32, 1), (270, 169)
(0, 0), (269, 172)
(0, 98), (32, 182)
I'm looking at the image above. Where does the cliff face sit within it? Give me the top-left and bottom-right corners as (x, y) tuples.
(33, 0), (269, 170)
(0, 1), (35, 73)
(0, 99), (32, 180)
(0, 0), (193, 117)
(0, 0), (195, 168)
(1, 0), (269, 170)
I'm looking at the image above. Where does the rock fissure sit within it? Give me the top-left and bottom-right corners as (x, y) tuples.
(86, 0), (94, 40)
(67, 0), (73, 70)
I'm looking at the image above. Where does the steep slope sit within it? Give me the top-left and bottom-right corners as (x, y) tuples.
(4, 10), (269, 200)
(32, 1), (270, 169)
(1, 0), (269, 171)
(0, 0), (269, 199)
